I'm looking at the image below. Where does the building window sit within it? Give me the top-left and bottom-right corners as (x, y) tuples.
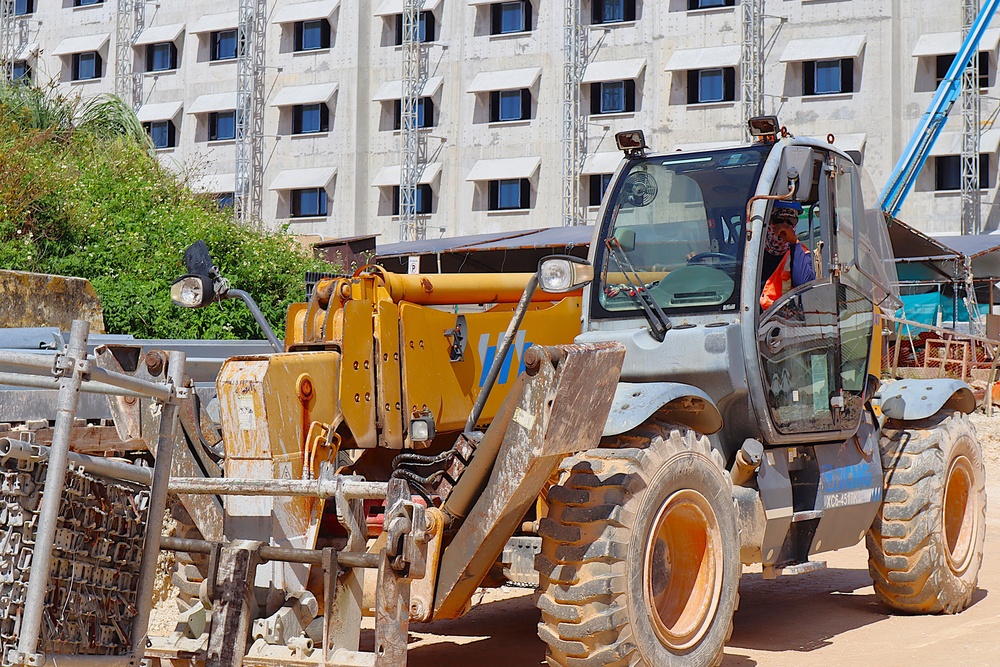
(394, 12), (435, 45)
(488, 178), (529, 210)
(687, 68), (735, 103)
(293, 104), (330, 134)
(589, 174), (613, 206)
(489, 89), (531, 122)
(10, 60), (31, 83)
(208, 111), (236, 140)
(145, 42), (177, 72)
(590, 80), (635, 114)
(210, 30), (238, 61)
(935, 154), (990, 191)
(392, 98), (435, 129)
(688, 0), (733, 9)
(216, 192), (235, 210)
(392, 184), (433, 215)
(73, 0), (103, 6)
(14, 0), (33, 16)
(72, 52), (102, 81)
(491, 1), (531, 35)
(294, 19), (331, 51)
(936, 52), (989, 89)
(143, 121), (176, 149)
(291, 188), (328, 217)
(592, 0), (635, 24)
(803, 59), (854, 96)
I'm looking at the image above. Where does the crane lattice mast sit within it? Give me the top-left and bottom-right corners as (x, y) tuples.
(400, 0), (429, 241)
(235, 0), (267, 226)
(741, 0), (764, 141)
(961, 0), (983, 236)
(115, 0), (143, 109)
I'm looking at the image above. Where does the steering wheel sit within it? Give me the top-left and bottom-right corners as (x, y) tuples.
(687, 252), (737, 266)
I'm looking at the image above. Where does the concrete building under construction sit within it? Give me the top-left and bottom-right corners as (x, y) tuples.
(1, 0), (997, 240)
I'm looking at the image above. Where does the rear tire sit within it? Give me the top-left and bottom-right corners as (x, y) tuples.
(536, 420), (739, 667)
(866, 410), (986, 614)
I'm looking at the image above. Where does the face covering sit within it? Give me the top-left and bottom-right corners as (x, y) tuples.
(765, 220), (792, 256)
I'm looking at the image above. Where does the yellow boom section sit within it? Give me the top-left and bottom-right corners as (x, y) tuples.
(263, 270), (585, 451)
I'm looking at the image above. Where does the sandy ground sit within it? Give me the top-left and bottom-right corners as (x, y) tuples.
(397, 410), (1000, 667)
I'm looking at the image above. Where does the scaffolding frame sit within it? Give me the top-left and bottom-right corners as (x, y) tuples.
(741, 0), (764, 141)
(0, 0), (18, 80)
(399, 0), (429, 242)
(115, 0), (144, 109)
(561, 0), (586, 227)
(961, 0), (982, 236)
(235, 0), (267, 226)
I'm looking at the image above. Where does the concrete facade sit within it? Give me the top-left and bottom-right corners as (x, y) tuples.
(7, 0), (1000, 240)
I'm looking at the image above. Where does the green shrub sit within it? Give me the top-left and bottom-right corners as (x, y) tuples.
(0, 84), (334, 339)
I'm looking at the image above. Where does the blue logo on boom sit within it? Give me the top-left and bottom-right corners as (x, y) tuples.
(478, 331), (533, 387)
(820, 462), (874, 493)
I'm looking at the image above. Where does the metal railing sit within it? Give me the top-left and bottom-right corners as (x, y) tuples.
(0, 320), (187, 667)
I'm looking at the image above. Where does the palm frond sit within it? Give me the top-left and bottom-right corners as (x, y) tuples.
(75, 94), (154, 153)
(0, 81), (75, 132)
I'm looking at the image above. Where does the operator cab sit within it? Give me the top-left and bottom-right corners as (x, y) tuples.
(594, 143), (767, 322)
(586, 123), (899, 450)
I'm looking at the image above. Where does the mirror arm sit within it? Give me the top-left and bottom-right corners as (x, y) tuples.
(464, 274), (538, 432)
(222, 289), (284, 353)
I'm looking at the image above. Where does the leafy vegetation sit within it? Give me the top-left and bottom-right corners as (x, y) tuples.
(0, 83), (333, 339)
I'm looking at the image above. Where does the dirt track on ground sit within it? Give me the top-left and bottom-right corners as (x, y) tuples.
(399, 411), (1000, 667)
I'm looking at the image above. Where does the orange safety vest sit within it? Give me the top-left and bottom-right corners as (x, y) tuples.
(760, 246), (809, 310)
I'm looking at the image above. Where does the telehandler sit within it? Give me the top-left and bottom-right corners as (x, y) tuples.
(0, 117), (984, 667)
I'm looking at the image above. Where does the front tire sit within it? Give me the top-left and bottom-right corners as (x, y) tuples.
(866, 410), (987, 614)
(536, 420), (739, 667)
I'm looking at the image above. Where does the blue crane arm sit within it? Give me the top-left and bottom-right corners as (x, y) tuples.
(879, 0), (1000, 217)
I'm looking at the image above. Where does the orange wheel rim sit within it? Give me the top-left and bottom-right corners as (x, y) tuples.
(944, 455), (977, 575)
(644, 489), (723, 651)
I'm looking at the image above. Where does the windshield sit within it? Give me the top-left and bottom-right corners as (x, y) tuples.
(595, 146), (768, 317)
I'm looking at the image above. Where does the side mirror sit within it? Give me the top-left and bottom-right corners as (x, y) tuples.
(170, 274), (216, 308)
(613, 227), (636, 253)
(538, 255), (594, 293)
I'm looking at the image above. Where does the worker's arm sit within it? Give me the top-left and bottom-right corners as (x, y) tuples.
(790, 243), (816, 286)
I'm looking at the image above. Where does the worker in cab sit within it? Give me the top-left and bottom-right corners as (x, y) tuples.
(760, 201), (816, 309)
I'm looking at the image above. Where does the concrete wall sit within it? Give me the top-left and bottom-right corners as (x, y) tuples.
(11, 0), (1000, 240)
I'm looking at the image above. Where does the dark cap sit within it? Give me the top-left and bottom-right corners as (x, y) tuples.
(772, 200), (803, 213)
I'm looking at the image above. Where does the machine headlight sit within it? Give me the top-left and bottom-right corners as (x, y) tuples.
(410, 416), (435, 443)
(538, 256), (594, 294)
(170, 275), (214, 308)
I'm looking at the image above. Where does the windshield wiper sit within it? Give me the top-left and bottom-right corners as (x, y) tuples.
(605, 238), (672, 341)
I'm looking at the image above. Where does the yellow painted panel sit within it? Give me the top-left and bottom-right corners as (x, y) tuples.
(262, 352), (341, 462)
(341, 300), (377, 448)
(376, 301), (404, 449)
(285, 302), (308, 346)
(400, 297), (583, 434)
(217, 359), (272, 459)
(216, 352), (341, 461)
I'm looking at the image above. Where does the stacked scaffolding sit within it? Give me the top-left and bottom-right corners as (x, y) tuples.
(115, 0), (144, 109)
(399, 0), (429, 242)
(741, 0), (764, 141)
(561, 0), (586, 227)
(961, 0), (983, 236)
(235, 0), (267, 226)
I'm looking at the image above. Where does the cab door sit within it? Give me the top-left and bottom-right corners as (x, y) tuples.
(754, 152), (872, 441)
